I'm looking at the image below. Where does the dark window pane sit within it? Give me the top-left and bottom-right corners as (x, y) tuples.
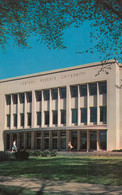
(13, 114), (17, 127)
(44, 90), (49, 101)
(99, 82), (107, 94)
(13, 94), (17, 104)
(6, 134), (10, 150)
(90, 107), (97, 123)
(20, 113), (24, 127)
(61, 138), (66, 149)
(20, 133), (24, 149)
(27, 92), (32, 103)
(52, 88), (58, 100)
(45, 111), (49, 125)
(72, 109), (78, 124)
(27, 113), (31, 126)
(61, 131), (66, 136)
(81, 108), (87, 123)
(61, 110), (66, 124)
(71, 86), (78, 97)
(52, 138), (57, 149)
(36, 91), (42, 101)
(60, 87), (66, 99)
(90, 131), (97, 150)
(52, 131), (57, 137)
(20, 93), (25, 103)
(89, 83), (97, 95)
(81, 131), (87, 150)
(80, 85), (87, 96)
(36, 132), (41, 137)
(44, 138), (49, 149)
(37, 139), (41, 149)
(27, 133), (31, 149)
(37, 112), (41, 126)
(100, 106), (107, 123)
(44, 131), (49, 137)
(100, 130), (107, 150)
(6, 95), (11, 105)
(53, 110), (58, 125)
(7, 114), (10, 128)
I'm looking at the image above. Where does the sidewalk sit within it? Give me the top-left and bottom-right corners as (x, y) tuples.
(0, 176), (122, 194)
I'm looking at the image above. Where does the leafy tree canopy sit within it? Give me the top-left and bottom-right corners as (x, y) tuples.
(0, 0), (122, 60)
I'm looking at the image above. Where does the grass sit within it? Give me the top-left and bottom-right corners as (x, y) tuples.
(0, 156), (122, 186)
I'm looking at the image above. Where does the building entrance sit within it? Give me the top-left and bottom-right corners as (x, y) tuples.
(90, 131), (97, 150)
(71, 132), (77, 150)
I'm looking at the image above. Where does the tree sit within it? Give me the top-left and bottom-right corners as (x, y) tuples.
(0, 0), (121, 60)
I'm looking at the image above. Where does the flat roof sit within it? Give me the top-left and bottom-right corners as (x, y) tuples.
(0, 59), (119, 83)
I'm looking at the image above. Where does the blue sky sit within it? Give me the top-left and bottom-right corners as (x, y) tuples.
(0, 21), (120, 80)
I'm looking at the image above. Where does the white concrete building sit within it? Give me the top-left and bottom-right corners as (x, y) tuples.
(0, 59), (122, 151)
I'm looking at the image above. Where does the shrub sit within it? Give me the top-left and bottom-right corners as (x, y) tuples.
(14, 150), (29, 161)
(50, 150), (57, 157)
(26, 150), (42, 156)
(112, 149), (122, 152)
(41, 150), (50, 157)
(0, 151), (12, 161)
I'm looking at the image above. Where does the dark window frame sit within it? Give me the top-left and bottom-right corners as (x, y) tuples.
(71, 85), (78, 98)
(60, 87), (66, 99)
(89, 83), (97, 95)
(52, 88), (58, 100)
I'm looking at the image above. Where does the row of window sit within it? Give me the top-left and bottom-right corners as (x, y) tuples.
(6, 106), (106, 128)
(6, 82), (107, 105)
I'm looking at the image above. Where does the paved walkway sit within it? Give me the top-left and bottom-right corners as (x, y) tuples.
(0, 176), (122, 194)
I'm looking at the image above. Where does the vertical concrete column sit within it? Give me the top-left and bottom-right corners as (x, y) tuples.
(24, 132), (27, 150)
(10, 95), (13, 129)
(10, 134), (13, 151)
(24, 93), (27, 128)
(41, 90), (44, 127)
(97, 82), (99, 125)
(41, 131), (44, 150)
(66, 130), (71, 150)
(58, 88), (60, 126)
(66, 85), (70, 126)
(32, 90), (36, 128)
(31, 131), (35, 150)
(17, 94), (20, 129)
(77, 130), (81, 151)
(57, 130), (61, 150)
(87, 130), (90, 152)
(87, 84), (90, 125)
(78, 85), (80, 126)
(17, 133), (20, 150)
(97, 130), (100, 151)
(49, 131), (52, 150)
(49, 89), (52, 127)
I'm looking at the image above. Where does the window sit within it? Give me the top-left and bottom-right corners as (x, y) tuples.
(99, 82), (107, 94)
(37, 112), (41, 126)
(27, 113), (31, 126)
(6, 95), (11, 105)
(7, 114), (10, 128)
(45, 111), (49, 125)
(90, 107), (97, 123)
(52, 88), (58, 100)
(20, 113), (24, 127)
(53, 110), (58, 125)
(44, 90), (49, 101)
(27, 132), (31, 149)
(13, 94), (17, 104)
(60, 87), (66, 99)
(26, 92), (32, 103)
(72, 109), (78, 124)
(100, 130), (107, 150)
(61, 110), (66, 124)
(89, 83), (97, 95)
(100, 106), (107, 123)
(71, 86), (78, 97)
(80, 85), (87, 96)
(61, 131), (66, 149)
(20, 133), (24, 149)
(81, 131), (87, 150)
(36, 91), (42, 101)
(20, 93), (25, 103)
(81, 108), (87, 123)
(13, 114), (17, 127)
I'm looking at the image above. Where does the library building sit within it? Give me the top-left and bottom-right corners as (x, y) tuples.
(0, 59), (122, 151)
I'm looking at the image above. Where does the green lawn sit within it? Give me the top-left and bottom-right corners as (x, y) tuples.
(0, 156), (122, 186)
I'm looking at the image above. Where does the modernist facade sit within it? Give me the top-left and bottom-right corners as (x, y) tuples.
(0, 60), (122, 151)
